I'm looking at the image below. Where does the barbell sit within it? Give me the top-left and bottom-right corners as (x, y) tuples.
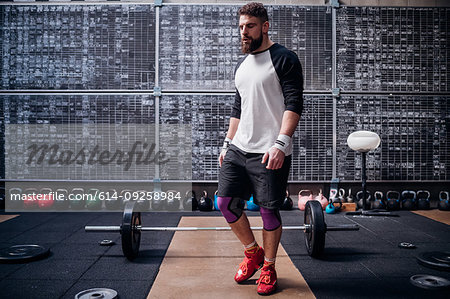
(85, 200), (359, 260)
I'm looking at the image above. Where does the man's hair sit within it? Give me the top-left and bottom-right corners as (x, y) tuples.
(238, 2), (269, 23)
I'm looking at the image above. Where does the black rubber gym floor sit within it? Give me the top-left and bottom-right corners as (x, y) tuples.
(0, 210), (449, 298)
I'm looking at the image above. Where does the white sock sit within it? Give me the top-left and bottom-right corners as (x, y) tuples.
(264, 256), (276, 264)
(244, 240), (257, 249)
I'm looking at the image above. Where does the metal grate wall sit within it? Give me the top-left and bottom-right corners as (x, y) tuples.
(0, 2), (448, 182)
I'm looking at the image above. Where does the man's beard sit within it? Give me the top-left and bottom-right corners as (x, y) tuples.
(241, 33), (263, 54)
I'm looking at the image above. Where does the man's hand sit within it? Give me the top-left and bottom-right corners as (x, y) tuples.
(219, 137), (232, 167)
(219, 148), (227, 167)
(262, 147), (285, 170)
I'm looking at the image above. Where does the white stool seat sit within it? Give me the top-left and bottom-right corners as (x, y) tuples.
(347, 131), (380, 153)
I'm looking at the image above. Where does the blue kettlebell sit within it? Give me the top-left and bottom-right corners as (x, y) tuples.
(417, 190), (430, 210)
(325, 202), (336, 214)
(214, 190), (219, 211)
(246, 195), (260, 211)
(386, 190), (401, 211)
(438, 191), (450, 211)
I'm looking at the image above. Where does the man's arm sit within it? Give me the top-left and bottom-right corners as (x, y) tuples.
(226, 117), (240, 140)
(279, 110), (300, 137)
(219, 86), (242, 167)
(219, 117), (240, 167)
(262, 111), (300, 169)
(263, 49), (303, 170)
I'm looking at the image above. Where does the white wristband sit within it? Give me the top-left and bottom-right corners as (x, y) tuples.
(222, 137), (232, 150)
(272, 134), (291, 154)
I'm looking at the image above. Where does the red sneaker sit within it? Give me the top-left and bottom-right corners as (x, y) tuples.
(256, 263), (277, 296)
(234, 246), (264, 283)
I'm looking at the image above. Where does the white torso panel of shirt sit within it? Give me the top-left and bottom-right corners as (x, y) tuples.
(232, 49), (293, 155)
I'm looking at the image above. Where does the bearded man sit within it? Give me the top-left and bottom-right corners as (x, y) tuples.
(217, 2), (304, 296)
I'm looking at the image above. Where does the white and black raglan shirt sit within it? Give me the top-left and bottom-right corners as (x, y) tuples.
(231, 43), (304, 156)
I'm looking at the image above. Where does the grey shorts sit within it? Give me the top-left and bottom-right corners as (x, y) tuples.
(218, 145), (291, 209)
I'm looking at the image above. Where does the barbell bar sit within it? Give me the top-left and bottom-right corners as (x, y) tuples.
(85, 200), (359, 260)
(85, 224), (359, 232)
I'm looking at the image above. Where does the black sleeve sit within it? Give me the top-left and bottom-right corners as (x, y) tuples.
(231, 88), (241, 119)
(231, 56), (246, 119)
(271, 48), (304, 116)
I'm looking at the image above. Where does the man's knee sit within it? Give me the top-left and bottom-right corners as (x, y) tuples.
(217, 196), (231, 212)
(218, 196), (243, 223)
(260, 207), (282, 231)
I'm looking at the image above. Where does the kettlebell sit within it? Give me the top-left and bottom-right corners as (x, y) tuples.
(70, 188), (86, 210)
(53, 188), (70, 211)
(183, 190), (198, 211)
(438, 191), (450, 211)
(416, 190), (430, 210)
(401, 190), (416, 210)
(356, 190), (371, 210)
(372, 191), (385, 210)
(151, 190), (165, 211)
(166, 190), (180, 211)
(332, 189), (344, 212)
(198, 190), (213, 211)
(105, 189), (122, 211)
(214, 190), (219, 211)
(329, 188), (338, 203)
(136, 190), (151, 211)
(334, 201), (343, 212)
(86, 188), (103, 210)
(247, 195), (260, 211)
(338, 188), (347, 203)
(120, 189), (133, 209)
(298, 190), (313, 211)
(325, 202), (336, 214)
(386, 190), (400, 211)
(314, 189), (328, 210)
(23, 188), (38, 210)
(7, 188), (22, 210)
(346, 188), (354, 203)
(281, 190), (293, 210)
(38, 188), (55, 210)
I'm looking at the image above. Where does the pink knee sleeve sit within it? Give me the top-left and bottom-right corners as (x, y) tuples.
(260, 207), (282, 231)
(217, 196), (243, 223)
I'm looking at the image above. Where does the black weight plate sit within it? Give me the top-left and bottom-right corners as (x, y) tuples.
(410, 274), (450, 290)
(304, 200), (326, 258)
(75, 288), (118, 299)
(121, 201), (141, 260)
(417, 251), (450, 271)
(0, 244), (50, 264)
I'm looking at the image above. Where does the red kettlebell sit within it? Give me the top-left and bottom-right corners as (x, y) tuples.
(298, 190), (313, 211)
(38, 188), (55, 210)
(23, 188), (38, 209)
(314, 189), (328, 210)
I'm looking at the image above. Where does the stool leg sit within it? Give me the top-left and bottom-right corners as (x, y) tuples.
(362, 152), (367, 210)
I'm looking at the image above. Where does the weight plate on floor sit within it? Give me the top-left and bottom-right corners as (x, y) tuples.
(410, 274), (450, 290)
(304, 200), (326, 258)
(0, 244), (50, 264)
(417, 251), (450, 271)
(398, 242), (416, 249)
(75, 288), (118, 299)
(99, 239), (115, 246)
(121, 200), (141, 260)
